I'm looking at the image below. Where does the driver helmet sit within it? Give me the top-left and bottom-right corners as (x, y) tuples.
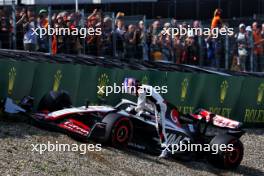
(123, 77), (139, 95)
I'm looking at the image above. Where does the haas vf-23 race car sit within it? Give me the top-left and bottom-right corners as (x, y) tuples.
(1, 91), (245, 169)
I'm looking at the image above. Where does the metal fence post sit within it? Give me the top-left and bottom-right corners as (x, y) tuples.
(112, 12), (116, 57)
(170, 18), (174, 63)
(199, 21), (203, 66)
(225, 33), (229, 69)
(142, 15), (148, 61)
(81, 9), (85, 54)
(48, 5), (52, 55)
(249, 32), (254, 72)
(12, 0), (16, 49)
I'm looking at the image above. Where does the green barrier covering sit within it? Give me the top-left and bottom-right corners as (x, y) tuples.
(0, 60), (37, 101)
(0, 59), (263, 125)
(30, 63), (81, 106)
(166, 72), (203, 114)
(235, 77), (264, 124)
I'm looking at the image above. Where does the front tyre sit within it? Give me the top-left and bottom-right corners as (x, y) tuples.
(208, 134), (244, 169)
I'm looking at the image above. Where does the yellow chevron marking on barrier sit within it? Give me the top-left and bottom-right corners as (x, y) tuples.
(97, 73), (109, 98)
(141, 75), (148, 85)
(220, 80), (229, 104)
(181, 78), (189, 101)
(53, 70), (63, 92)
(8, 67), (16, 96)
(257, 83), (264, 105)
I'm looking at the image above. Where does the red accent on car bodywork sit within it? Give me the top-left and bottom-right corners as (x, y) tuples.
(170, 109), (182, 127)
(58, 119), (90, 136)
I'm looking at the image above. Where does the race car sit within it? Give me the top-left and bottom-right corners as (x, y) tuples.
(1, 90), (245, 169)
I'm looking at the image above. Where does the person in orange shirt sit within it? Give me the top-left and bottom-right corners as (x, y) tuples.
(210, 9), (223, 68)
(253, 24), (264, 72)
(211, 9), (222, 29)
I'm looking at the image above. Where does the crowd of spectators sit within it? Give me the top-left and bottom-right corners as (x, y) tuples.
(0, 7), (264, 72)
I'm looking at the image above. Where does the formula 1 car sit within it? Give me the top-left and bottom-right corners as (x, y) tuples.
(1, 91), (245, 169)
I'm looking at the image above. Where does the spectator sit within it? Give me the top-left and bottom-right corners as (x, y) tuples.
(16, 8), (26, 50)
(246, 26), (254, 71)
(101, 16), (113, 56)
(54, 14), (67, 53)
(205, 37), (216, 67)
(37, 9), (49, 52)
(159, 22), (172, 61)
(211, 8), (222, 29)
(67, 12), (83, 55)
(151, 20), (161, 37)
(211, 9), (224, 68)
(173, 34), (184, 64)
(252, 24), (264, 72)
(115, 14), (126, 58)
(150, 35), (162, 61)
(22, 8), (37, 51)
(0, 9), (11, 49)
(137, 20), (146, 60)
(171, 18), (178, 28)
(184, 33), (198, 65)
(262, 23), (264, 37)
(86, 9), (101, 55)
(235, 23), (248, 72)
(124, 24), (138, 60)
(192, 20), (205, 65)
(252, 21), (258, 32)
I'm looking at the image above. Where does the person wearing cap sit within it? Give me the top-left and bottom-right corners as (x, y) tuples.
(37, 9), (49, 52)
(245, 26), (254, 71)
(234, 23), (248, 72)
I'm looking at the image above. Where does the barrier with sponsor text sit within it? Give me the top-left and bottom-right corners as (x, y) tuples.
(0, 59), (263, 126)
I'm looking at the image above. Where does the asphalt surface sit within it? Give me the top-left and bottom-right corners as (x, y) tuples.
(0, 118), (263, 176)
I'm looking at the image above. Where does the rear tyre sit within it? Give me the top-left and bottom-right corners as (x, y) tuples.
(208, 134), (244, 169)
(111, 117), (133, 148)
